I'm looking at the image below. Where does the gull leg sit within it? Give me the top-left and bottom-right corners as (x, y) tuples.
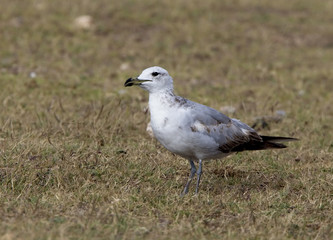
(181, 160), (196, 196)
(195, 159), (203, 194)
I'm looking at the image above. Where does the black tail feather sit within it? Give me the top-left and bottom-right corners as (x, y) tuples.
(263, 141), (287, 149)
(231, 135), (298, 152)
(260, 135), (299, 143)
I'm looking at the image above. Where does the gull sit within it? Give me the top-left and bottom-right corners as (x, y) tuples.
(124, 66), (297, 195)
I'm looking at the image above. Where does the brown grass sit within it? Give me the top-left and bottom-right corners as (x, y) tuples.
(0, 0), (333, 239)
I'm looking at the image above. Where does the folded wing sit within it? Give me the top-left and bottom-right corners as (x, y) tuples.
(188, 102), (297, 153)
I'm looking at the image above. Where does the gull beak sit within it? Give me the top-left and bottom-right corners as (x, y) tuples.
(124, 77), (152, 87)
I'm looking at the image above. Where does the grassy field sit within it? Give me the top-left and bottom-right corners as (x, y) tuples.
(1, 0), (333, 239)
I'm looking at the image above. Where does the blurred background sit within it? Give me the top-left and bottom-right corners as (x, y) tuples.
(1, 0), (333, 239)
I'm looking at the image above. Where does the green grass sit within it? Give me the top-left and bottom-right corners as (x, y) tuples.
(1, 0), (333, 239)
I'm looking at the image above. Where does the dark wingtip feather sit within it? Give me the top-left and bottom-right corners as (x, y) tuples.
(224, 134), (298, 153)
(264, 141), (287, 149)
(260, 135), (299, 143)
(260, 135), (298, 150)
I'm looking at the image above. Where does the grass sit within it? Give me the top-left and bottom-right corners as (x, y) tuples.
(1, 0), (333, 239)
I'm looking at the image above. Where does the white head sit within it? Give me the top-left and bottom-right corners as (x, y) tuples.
(124, 66), (173, 93)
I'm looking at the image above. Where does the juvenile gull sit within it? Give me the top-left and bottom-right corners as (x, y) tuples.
(124, 66), (297, 195)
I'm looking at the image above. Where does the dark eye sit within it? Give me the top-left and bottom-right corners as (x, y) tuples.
(152, 72), (160, 77)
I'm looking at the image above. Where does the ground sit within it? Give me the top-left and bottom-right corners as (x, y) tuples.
(0, 0), (333, 239)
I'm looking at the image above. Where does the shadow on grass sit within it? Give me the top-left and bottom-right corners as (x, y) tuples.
(209, 166), (297, 194)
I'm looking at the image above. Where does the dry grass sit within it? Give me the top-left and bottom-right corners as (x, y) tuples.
(1, 0), (333, 239)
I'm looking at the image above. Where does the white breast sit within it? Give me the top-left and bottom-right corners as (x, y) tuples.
(148, 92), (224, 160)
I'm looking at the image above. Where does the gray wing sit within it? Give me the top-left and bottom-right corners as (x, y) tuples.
(187, 101), (262, 152)
(187, 100), (231, 125)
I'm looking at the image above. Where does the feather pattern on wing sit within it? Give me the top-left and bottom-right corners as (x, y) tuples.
(186, 100), (262, 153)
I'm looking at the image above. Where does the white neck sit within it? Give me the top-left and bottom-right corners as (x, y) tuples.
(148, 89), (176, 115)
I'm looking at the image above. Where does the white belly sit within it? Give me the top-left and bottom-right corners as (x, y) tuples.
(148, 92), (230, 161)
(150, 112), (227, 160)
